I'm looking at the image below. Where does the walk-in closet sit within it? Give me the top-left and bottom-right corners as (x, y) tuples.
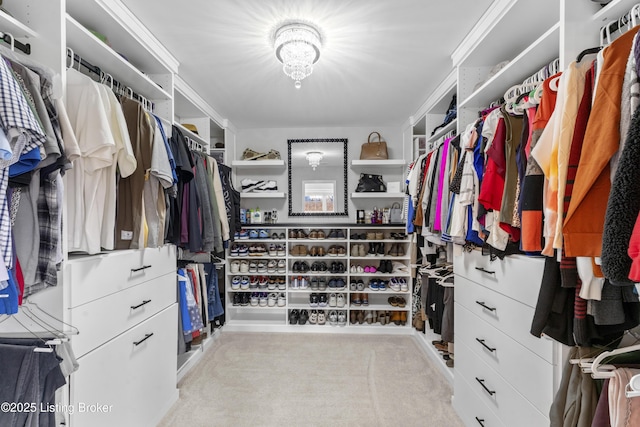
(1, 0), (639, 426)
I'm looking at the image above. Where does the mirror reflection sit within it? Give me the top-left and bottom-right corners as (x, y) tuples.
(288, 138), (348, 217)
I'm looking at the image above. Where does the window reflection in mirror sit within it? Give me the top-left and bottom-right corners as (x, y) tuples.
(288, 138), (348, 217)
(303, 181), (336, 213)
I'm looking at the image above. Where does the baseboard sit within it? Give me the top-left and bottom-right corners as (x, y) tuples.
(412, 329), (455, 387)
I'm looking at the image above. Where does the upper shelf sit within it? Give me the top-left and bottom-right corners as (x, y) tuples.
(459, 23), (560, 109)
(66, 15), (172, 101)
(351, 160), (406, 168)
(232, 160), (286, 168)
(174, 123), (207, 146)
(0, 9), (37, 39)
(428, 120), (457, 143)
(592, 0), (639, 24)
(351, 192), (405, 199)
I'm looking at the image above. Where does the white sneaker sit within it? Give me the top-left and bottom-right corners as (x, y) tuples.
(277, 245), (286, 257)
(338, 311), (347, 326)
(317, 310), (326, 325)
(309, 310), (318, 324)
(267, 260), (277, 273)
(329, 293), (337, 307)
(268, 293), (277, 307)
(240, 260), (249, 273)
(257, 262), (267, 273)
(259, 293), (268, 307)
(241, 178), (266, 193)
(329, 310), (338, 326)
(277, 293), (286, 307)
(337, 293), (345, 308)
(250, 293), (259, 306)
(230, 260), (240, 273)
(231, 276), (241, 290)
(252, 180), (278, 192)
(277, 260), (286, 273)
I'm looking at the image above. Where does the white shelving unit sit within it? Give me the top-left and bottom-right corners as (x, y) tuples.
(0, 9), (38, 38)
(350, 159), (406, 167)
(241, 192), (286, 199)
(225, 225), (412, 333)
(232, 160), (286, 168)
(351, 192), (405, 199)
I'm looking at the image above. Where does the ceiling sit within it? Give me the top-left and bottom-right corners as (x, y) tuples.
(120, 0), (493, 130)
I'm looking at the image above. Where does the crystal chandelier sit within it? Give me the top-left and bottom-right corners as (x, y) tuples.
(306, 152), (323, 170)
(274, 22), (322, 89)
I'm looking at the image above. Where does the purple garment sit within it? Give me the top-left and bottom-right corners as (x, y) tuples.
(433, 138), (451, 231)
(591, 378), (611, 427)
(181, 181), (190, 244)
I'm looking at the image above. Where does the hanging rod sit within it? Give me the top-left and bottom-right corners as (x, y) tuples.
(66, 49), (154, 112)
(0, 31), (30, 55)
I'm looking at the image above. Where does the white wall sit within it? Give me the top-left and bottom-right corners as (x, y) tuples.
(235, 126), (406, 224)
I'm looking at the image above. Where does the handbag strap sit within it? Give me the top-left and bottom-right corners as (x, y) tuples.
(392, 202), (401, 209)
(368, 132), (382, 144)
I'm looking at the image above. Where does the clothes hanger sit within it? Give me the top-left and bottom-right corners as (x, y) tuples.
(589, 343), (640, 379)
(23, 298), (80, 337)
(0, 314), (55, 352)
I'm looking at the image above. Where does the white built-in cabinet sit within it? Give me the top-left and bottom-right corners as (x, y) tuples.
(407, 0), (640, 426)
(0, 1), (234, 426)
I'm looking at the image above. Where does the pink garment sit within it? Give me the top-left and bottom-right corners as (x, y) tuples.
(433, 138), (451, 231)
(608, 368), (640, 427)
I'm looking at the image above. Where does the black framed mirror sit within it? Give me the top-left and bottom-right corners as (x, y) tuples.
(288, 138), (348, 217)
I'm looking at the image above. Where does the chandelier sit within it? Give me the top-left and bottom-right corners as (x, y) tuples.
(274, 22), (322, 89)
(306, 152), (323, 170)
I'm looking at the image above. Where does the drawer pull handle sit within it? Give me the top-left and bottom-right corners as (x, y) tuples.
(131, 299), (152, 310)
(475, 417), (486, 427)
(476, 338), (496, 353)
(475, 266), (495, 274)
(131, 265), (152, 272)
(475, 377), (496, 396)
(475, 301), (496, 312)
(133, 333), (154, 346)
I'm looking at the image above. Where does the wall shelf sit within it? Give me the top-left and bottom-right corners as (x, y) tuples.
(350, 159), (406, 167)
(428, 119), (458, 143)
(232, 160), (286, 168)
(174, 122), (207, 146)
(351, 192), (405, 199)
(459, 23), (560, 109)
(240, 192), (286, 199)
(66, 14), (172, 101)
(0, 9), (38, 39)
(592, 0), (638, 23)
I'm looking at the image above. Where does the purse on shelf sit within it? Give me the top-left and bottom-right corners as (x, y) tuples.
(390, 202), (403, 223)
(359, 132), (389, 160)
(355, 173), (387, 193)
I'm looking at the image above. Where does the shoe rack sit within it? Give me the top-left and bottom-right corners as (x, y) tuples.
(225, 225), (412, 333)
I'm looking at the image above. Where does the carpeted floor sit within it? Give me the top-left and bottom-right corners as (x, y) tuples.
(159, 332), (463, 427)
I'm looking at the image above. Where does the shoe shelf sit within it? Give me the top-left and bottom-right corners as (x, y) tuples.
(231, 160), (285, 168)
(240, 192), (286, 199)
(225, 225), (412, 333)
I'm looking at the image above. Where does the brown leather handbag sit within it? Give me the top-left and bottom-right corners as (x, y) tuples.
(359, 132), (389, 160)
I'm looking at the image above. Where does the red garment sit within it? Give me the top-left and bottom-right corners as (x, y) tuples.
(478, 118), (506, 211)
(15, 260), (24, 305)
(628, 213), (640, 282)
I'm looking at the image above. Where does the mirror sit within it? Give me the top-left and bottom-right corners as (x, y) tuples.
(288, 138), (348, 217)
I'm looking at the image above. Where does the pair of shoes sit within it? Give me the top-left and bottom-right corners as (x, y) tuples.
(368, 279), (387, 291)
(327, 245), (346, 256)
(309, 246), (327, 257)
(378, 260), (393, 274)
(363, 265), (377, 273)
(366, 232), (385, 240)
(378, 311), (391, 325)
(351, 244), (366, 257)
(311, 261), (328, 272)
(309, 229), (326, 239)
(388, 296), (406, 307)
(290, 276), (308, 289)
(387, 243), (406, 257)
(240, 179), (278, 193)
(291, 261), (310, 273)
(241, 148), (281, 160)
(289, 229), (309, 239)
(329, 261), (345, 274)
(290, 245), (308, 256)
(327, 229), (345, 239)
(367, 242), (385, 257)
(390, 232), (407, 240)
(350, 232), (367, 240)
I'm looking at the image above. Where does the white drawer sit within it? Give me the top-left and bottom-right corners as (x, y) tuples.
(67, 245), (176, 307)
(456, 341), (549, 427)
(70, 273), (176, 357)
(454, 374), (505, 427)
(70, 305), (178, 427)
(454, 250), (544, 307)
(455, 275), (554, 362)
(456, 303), (554, 414)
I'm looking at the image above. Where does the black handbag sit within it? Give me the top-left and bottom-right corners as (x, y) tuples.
(355, 173), (386, 193)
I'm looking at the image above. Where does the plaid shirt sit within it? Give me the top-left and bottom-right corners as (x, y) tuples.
(0, 58), (45, 156)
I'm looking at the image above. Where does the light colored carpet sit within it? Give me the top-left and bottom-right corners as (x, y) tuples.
(159, 332), (463, 427)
